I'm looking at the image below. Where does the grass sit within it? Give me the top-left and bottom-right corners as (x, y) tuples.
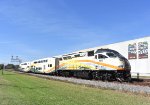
(0, 70), (150, 105)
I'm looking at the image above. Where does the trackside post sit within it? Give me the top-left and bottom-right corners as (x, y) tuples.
(2, 64), (4, 75)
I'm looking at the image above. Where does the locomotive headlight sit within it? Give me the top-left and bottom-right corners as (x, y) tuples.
(118, 65), (124, 68)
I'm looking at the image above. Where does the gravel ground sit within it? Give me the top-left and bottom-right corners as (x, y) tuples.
(22, 72), (150, 95)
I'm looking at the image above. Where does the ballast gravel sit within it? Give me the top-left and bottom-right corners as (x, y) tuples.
(25, 73), (150, 95)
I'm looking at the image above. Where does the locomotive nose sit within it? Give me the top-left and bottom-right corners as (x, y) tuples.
(120, 57), (131, 71)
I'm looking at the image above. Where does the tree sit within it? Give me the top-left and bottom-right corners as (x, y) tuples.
(0, 64), (4, 70)
(5, 64), (15, 69)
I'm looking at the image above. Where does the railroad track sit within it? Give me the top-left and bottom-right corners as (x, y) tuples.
(8, 70), (150, 95)
(30, 73), (150, 95)
(131, 79), (150, 87)
(12, 70), (150, 87)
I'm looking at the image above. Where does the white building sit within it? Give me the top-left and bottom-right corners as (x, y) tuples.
(76, 36), (150, 76)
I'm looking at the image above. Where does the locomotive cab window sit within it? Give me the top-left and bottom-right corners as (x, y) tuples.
(98, 54), (107, 59)
(95, 55), (97, 59)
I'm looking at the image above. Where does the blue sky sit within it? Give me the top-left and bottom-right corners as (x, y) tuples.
(0, 0), (150, 63)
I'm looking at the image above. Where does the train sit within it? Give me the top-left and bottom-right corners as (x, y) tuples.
(19, 48), (131, 82)
(19, 62), (31, 72)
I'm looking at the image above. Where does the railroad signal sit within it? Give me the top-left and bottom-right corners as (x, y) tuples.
(11, 56), (22, 64)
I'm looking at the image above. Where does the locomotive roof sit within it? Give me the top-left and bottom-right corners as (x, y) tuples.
(95, 49), (119, 54)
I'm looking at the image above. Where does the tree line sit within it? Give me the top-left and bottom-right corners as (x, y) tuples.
(0, 64), (19, 70)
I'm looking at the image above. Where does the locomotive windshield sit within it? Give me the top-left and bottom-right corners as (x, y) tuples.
(106, 52), (117, 58)
(95, 49), (124, 58)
